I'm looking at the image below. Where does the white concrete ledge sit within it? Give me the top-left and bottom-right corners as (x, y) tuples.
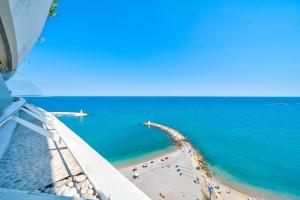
(34, 105), (151, 200)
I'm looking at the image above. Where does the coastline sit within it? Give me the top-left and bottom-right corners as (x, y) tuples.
(28, 97), (300, 200)
(118, 121), (289, 200)
(118, 148), (292, 200)
(114, 146), (177, 168)
(212, 169), (295, 200)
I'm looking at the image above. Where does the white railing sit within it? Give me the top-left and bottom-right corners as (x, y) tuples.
(27, 104), (151, 200)
(0, 98), (26, 127)
(0, 100), (151, 200)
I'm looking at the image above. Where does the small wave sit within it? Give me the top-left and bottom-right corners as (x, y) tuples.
(268, 103), (290, 106)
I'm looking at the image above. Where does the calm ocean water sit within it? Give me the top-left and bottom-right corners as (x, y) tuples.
(26, 97), (300, 199)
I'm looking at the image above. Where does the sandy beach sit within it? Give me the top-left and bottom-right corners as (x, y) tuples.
(118, 121), (276, 200)
(119, 148), (258, 200)
(119, 149), (205, 200)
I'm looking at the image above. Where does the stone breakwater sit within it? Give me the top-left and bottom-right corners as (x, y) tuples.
(144, 121), (211, 178)
(143, 121), (260, 200)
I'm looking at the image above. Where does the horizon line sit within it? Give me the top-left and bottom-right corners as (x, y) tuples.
(19, 95), (300, 98)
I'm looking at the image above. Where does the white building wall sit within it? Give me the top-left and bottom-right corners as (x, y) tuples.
(9, 0), (52, 67)
(0, 76), (12, 113)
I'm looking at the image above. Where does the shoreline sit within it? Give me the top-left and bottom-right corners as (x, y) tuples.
(119, 121), (286, 200)
(114, 146), (177, 168)
(117, 146), (285, 199)
(116, 142), (294, 200)
(118, 148), (290, 200)
(212, 170), (295, 200)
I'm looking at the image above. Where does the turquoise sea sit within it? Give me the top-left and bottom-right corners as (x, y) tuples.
(26, 97), (300, 199)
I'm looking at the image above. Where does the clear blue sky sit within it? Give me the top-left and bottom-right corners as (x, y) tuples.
(15, 0), (300, 96)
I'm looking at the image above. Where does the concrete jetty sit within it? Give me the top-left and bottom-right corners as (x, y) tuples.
(50, 112), (88, 118)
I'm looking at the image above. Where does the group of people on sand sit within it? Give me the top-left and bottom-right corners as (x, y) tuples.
(131, 155), (170, 179)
